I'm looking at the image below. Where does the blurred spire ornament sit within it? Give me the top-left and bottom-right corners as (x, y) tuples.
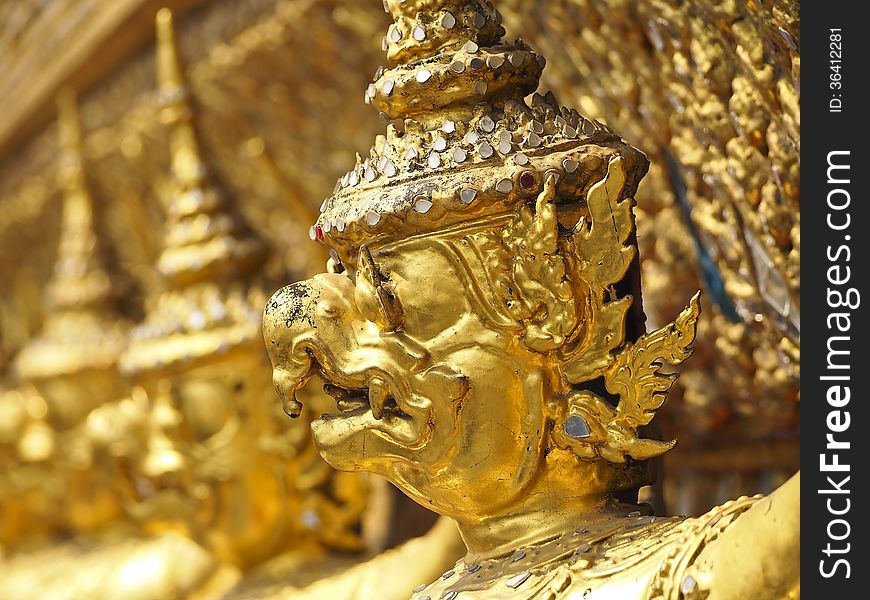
(117, 9), (380, 585)
(120, 8), (268, 376)
(13, 89), (129, 425)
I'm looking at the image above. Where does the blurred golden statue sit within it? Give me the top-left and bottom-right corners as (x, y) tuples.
(2, 82), (131, 544)
(263, 1), (800, 598)
(0, 8), (464, 599)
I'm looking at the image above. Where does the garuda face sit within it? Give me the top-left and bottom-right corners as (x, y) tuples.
(264, 152), (701, 544)
(266, 236), (545, 518)
(264, 0), (702, 555)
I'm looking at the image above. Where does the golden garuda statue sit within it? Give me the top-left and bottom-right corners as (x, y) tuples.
(263, 1), (800, 598)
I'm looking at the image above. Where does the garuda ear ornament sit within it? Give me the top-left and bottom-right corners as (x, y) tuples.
(506, 156), (702, 463)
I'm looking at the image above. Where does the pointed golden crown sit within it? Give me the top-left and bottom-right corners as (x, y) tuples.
(47, 89), (116, 313)
(153, 8), (267, 287)
(313, 0), (648, 269)
(13, 90), (128, 382)
(120, 9), (269, 376)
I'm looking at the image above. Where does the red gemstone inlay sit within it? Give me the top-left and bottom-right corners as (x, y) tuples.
(520, 172), (536, 188)
(315, 225), (324, 241)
